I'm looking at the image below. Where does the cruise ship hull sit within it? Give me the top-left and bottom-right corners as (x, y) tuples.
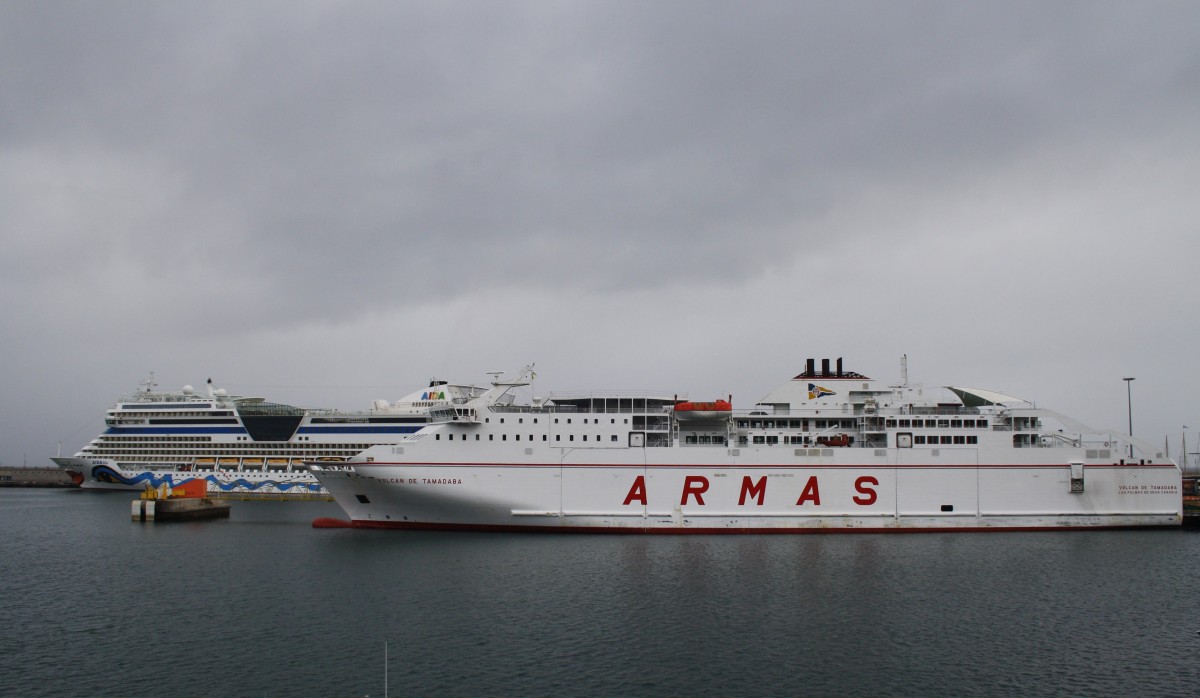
(313, 451), (1182, 532)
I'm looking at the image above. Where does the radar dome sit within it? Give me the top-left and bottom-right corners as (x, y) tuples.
(214, 388), (228, 397)
(182, 385), (194, 395)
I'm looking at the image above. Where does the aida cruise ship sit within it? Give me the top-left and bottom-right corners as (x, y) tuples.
(54, 374), (493, 497)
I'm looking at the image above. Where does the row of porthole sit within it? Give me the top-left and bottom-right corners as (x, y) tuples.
(486, 416), (631, 425)
(437, 433), (622, 443)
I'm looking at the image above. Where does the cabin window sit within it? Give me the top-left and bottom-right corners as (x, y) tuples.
(611, 435), (618, 442)
(915, 435), (926, 445)
(967, 436), (978, 444)
(515, 435), (520, 441)
(954, 435), (966, 444)
(503, 435), (508, 441)
(941, 436), (952, 444)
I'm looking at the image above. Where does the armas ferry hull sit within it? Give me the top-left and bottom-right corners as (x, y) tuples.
(311, 360), (1182, 532)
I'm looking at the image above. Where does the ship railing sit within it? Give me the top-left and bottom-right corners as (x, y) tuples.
(429, 407), (480, 424)
(1039, 432), (1082, 448)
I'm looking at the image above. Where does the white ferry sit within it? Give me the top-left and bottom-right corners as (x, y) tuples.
(310, 359), (1182, 531)
(53, 374), (492, 497)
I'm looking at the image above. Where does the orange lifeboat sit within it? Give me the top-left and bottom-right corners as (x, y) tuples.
(673, 399), (733, 420)
(816, 433), (852, 447)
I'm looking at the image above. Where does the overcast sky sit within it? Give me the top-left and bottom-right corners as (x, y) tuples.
(2, 1), (1198, 468)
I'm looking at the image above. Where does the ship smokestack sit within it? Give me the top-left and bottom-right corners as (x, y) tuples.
(836, 358), (843, 377)
(806, 358), (815, 376)
(822, 358), (831, 376)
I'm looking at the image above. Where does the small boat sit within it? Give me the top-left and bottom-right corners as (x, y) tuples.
(816, 433), (852, 447)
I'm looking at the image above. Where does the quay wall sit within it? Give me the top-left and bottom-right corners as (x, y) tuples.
(0, 467), (78, 487)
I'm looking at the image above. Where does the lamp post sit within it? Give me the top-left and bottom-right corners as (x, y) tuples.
(1123, 377), (1135, 458)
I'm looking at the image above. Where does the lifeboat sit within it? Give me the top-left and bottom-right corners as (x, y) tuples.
(673, 399), (733, 420)
(815, 433), (852, 447)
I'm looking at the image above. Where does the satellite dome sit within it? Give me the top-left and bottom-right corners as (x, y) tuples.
(182, 385), (194, 395)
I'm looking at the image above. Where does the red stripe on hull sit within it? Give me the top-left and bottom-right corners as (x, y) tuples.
(330, 519), (1180, 535)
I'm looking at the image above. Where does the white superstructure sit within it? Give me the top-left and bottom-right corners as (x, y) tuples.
(311, 359), (1182, 531)
(53, 374), (491, 497)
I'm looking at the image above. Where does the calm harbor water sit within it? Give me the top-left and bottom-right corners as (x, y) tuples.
(2, 488), (1200, 697)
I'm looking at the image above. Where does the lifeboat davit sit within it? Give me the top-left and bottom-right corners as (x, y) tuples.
(673, 399), (733, 420)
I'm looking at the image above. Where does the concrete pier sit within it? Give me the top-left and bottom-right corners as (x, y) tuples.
(132, 480), (231, 522)
(132, 497), (231, 522)
(0, 467), (78, 487)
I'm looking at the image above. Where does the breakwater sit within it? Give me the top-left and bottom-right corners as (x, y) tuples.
(0, 467), (77, 487)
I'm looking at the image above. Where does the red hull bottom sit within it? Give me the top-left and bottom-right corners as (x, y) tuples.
(311, 518), (1179, 534)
